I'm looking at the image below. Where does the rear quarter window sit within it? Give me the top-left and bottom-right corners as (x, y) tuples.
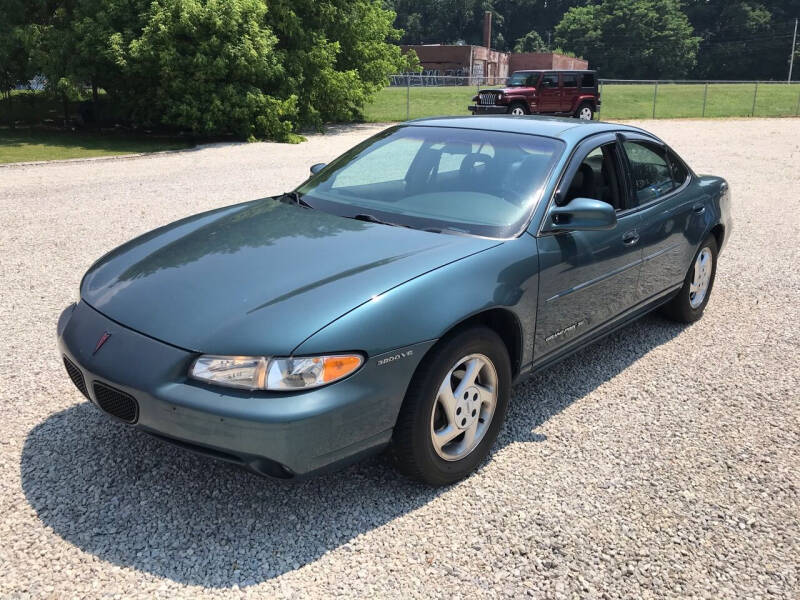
(666, 150), (690, 186)
(581, 73), (596, 88)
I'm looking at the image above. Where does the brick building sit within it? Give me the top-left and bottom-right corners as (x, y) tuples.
(401, 12), (588, 82)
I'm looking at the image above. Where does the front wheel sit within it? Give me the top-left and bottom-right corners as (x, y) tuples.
(576, 103), (594, 120)
(391, 326), (511, 486)
(662, 236), (718, 323)
(507, 102), (527, 116)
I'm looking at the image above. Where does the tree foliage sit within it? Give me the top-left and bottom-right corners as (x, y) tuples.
(684, 0), (800, 80)
(125, 0), (296, 140)
(390, 0), (799, 80)
(514, 31), (547, 54)
(554, 0), (700, 79)
(0, 0), (34, 115)
(2, 0), (405, 139)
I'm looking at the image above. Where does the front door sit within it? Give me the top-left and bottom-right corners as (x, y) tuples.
(537, 73), (561, 112)
(534, 135), (644, 360)
(620, 136), (708, 299)
(560, 73), (580, 113)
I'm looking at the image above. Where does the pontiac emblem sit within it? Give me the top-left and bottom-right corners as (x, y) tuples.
(93, 331), (112, 355)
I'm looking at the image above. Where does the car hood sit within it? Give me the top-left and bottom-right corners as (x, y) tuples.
(81, 198), (499, 355)
(480, 86), (536, 95)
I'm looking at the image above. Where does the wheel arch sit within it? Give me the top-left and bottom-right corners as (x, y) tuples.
(575, 95), (596, 111)
(423, 308), (524, 381)
(508, 99), (530, 114)
(709, 223), (725, 250)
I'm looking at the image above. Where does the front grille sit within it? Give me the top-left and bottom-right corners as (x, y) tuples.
(63, 356), (89, 400)
(478, 92), (499, 106)
(93, 382), (139, 424)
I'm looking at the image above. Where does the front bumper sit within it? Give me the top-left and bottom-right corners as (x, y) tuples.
(57, 301), (433, 478)
(468, 105), (508, 114)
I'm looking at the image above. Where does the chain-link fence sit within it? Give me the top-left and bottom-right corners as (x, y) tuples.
(365, 76), (800, 122)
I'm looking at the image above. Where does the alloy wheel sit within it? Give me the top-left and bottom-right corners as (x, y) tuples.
(689, 247), (712, 308)
(430, 354), (498, 461)
(510, 107), (525, 116)
(579, 106), (593, 120)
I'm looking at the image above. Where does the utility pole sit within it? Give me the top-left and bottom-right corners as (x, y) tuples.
(790, 18), (798, 83)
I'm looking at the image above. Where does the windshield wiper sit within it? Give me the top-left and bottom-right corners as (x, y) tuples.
(279, 191), (314, 209)
(352, 213), (405, 227)
(353, 213), (454, 234)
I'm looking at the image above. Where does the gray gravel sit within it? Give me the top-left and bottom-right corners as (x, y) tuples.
(1, 118), (798, 599)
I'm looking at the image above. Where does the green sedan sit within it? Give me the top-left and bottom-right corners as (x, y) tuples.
(58, 116), (731, 485)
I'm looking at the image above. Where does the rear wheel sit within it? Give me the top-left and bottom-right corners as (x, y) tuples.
(576, 103), (594, 120)
(391, 326), (511, 486)
(662, 236), (718, 323)
(508, 102), (527, 116)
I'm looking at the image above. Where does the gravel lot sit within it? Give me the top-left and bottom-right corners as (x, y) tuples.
(1, 118), (798, 599)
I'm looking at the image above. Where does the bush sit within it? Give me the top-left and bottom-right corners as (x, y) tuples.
(3, 0), (405, 140)
(127, 0), (298, 141)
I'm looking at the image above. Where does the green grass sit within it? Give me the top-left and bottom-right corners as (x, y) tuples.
(0, 129), (192, 164)
(364, 83), (800, 122)
(0, 91), (192, 163)
(364, 86), (478, 121)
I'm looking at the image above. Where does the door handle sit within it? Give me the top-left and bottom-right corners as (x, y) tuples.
(692, 203), (706, 215)
(622, 231), (640, 246)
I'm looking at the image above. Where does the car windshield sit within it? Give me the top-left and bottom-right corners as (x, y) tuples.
(296, 126), (564, 238)
(507, 72), (537, 87)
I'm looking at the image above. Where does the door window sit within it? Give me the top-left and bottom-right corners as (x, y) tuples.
(540, 74), (558, 88)
(622, 141), (675, 206)
(561, 74), (578, 88)
(562, 143), (624, 210)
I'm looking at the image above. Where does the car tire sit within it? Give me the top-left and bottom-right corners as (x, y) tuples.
(575, 103), (594, 120)
(391, 326), (511, 486)
(507, 102), (528, 116)
(662, 236), (718, 323)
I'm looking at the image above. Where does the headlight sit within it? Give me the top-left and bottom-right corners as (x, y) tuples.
(190, 354), (364, 391)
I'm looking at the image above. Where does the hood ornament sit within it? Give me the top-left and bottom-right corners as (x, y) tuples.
(93, 332), (112, 355)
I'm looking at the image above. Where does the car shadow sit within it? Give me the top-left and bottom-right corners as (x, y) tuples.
(21, 314), (685, 588)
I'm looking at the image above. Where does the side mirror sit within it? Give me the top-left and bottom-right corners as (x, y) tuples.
(310, 163), (326, 175)
(547, 197), (617, 232)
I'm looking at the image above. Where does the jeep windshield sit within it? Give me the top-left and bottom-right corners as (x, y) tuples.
(295, 125), (564, 239)
(507, 72), (538, 87)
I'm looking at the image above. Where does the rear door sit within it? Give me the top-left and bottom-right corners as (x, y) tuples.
(560, 73), (580, 113)
(620, 135), (707, 299)
(533, 133), (643, 360)
(537, 73), (561, 112)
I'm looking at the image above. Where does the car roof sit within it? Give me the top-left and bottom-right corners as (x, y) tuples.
(406, 115), (648, 145)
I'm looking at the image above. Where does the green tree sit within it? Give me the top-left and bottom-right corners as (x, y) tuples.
(15, 0), (405, 139)
(554, 0), (700, 78)
(24, 1), (84, 125)
(125, 0), (296, 140)
(514, 30), (547, 53)
(684, 1), (800, 80)
(388, 0), (499, 46)
(0, 0), (35, 126)
(268, 0), (406, 127)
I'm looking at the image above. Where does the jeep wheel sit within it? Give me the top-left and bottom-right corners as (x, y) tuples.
(508, 103), (527, 116)
(576, 103), (594, 120)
